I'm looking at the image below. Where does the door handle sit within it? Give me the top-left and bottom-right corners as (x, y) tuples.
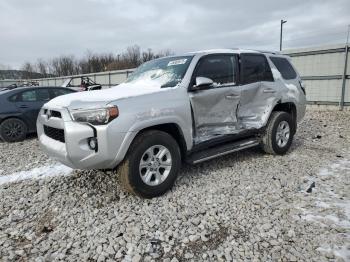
(263, 88), (276, 93)
(19, 105), (28, 108)
(225, 94), (240, 99)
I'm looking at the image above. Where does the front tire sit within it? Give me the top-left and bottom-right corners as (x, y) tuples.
(118, 130), (181, 198)
(0, 118), (28, 142)
(260, 111), (294, 155)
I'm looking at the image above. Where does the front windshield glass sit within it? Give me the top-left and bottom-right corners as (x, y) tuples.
(125, 56), (193, 88)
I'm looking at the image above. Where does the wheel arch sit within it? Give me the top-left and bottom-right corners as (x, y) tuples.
(0, 115), (29, 129)
(136, 123), (188, 160)
(271, 102), (297, 133)
(113, 122), (189, 168)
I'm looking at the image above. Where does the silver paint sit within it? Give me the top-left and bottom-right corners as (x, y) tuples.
(37, 49), (306, 170)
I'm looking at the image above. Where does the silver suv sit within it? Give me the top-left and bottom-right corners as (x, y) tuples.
(37, 49), (306, 198)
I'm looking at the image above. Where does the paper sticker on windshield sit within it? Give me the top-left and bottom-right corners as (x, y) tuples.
(167, 59), (187, 66)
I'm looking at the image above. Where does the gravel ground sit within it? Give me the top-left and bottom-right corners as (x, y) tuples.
(0, 109), (349, 261)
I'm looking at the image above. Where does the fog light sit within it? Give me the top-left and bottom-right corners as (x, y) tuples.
(88, 137), (98, 151)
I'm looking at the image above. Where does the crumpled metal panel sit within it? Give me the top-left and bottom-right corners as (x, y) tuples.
(189, 86), (240, 144)
(237, 81), (280, 130)
(190, 67), (304, 144)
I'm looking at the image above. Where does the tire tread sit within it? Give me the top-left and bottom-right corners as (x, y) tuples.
(118, 130), (180, 198)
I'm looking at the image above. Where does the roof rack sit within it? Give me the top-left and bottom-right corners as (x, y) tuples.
(229, 48), (279, 55)
(252, 49), (280, 55)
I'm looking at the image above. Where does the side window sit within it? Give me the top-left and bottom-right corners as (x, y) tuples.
(194, 55), (237, 85)
(8, 94), (18, 102)
(270, 57), (297, 80)
(240, 54), (274, 84)
(19, 89), (50, 102)
(21, 90), (37, 102)
(36, 89), (50, 101)
(52, 88), (73, 98)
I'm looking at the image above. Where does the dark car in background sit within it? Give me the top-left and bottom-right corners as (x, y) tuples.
(0, 86), (75, 142)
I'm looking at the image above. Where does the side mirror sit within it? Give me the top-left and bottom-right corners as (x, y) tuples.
(192, 77), (214, 91)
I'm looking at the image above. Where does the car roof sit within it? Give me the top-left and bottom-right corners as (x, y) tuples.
(0, 86), (74, 96)
(186, 48), (281, 56)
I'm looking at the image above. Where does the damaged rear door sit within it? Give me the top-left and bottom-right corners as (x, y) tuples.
(188, 54), (240, 143)
(238, 53), (277, 129)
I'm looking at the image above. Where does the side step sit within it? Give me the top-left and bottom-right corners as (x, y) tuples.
(186, 138), (260, 164)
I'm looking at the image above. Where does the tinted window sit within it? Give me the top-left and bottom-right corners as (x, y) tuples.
(36, 89), (50, 101)
(21, 90), (37, 102)
(241, 54), (274, 84)
(270, 57), (297, 80)
(52, 88), (74, 97)
(194, 55), (237, 85)
(20, 89), (50, 102)
(8, 94), (18, 102)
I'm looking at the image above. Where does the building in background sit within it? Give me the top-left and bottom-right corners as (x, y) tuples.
(283, 44), (349, 107)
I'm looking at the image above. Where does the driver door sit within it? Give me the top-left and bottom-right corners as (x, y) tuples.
(188, 54), (241, 143)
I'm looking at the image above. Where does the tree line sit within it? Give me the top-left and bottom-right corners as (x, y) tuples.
(21, 45), (173, 79)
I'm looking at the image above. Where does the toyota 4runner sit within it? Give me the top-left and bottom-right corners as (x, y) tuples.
(37, 49), (306, 198)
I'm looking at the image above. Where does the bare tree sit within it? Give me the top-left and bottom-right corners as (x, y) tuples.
(123, 45), (141, 67)
(50, 58), (61, 76)
(19, 45), (174, 78)
(36, 59), (48, 77)
(21, 62), (35, 79)
(142, 48), (155, 63)
(59, 55), (76, 76)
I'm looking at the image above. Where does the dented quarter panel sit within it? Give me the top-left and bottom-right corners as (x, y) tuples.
(268, 56), (307, 122)
(237, 55), (306, 130)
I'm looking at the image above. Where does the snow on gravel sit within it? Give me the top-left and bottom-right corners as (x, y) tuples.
(0, 164), (73, 186)
(0, 109), (349, 261)
(298, 155), (350, 261)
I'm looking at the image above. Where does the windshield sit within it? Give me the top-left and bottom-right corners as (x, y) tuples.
(125, 56), (193, 88)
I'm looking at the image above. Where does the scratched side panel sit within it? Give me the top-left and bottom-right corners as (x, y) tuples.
(237, 81), (281, 130)
(189, 86), (241, 144)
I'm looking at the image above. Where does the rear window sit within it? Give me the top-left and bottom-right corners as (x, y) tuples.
(270, 57), (297, 80)
(52, 88), (74, 97)
(240, 54), (274, 84)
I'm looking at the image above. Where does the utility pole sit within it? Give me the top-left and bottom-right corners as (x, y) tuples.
(340, 24), (350, 111)
(280, 19), (287, 51)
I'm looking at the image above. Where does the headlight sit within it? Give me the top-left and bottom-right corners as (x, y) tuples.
(70, 106), (119, 125)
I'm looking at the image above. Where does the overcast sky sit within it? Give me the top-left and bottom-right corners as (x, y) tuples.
(0, 0), (349, 69)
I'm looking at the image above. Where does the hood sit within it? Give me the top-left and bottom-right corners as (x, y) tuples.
(45, 82), (167, 109)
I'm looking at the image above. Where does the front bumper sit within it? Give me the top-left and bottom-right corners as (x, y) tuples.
(37, 107), (133, 170)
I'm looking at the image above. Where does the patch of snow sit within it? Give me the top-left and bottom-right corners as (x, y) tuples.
(334, 246), (350, 261)
(0, 164), (73, 186)
(317, 245), (350, 261)
(302, 213), (350, 228)
(299, 156), (350, 260)
(315, 201), (331, 208)
(318, 168), (331, 176)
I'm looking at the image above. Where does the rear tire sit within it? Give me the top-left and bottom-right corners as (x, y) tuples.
(118, 130), (181, 198)
(0, 118), (27, 142)
(260, 111), (294, 155)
